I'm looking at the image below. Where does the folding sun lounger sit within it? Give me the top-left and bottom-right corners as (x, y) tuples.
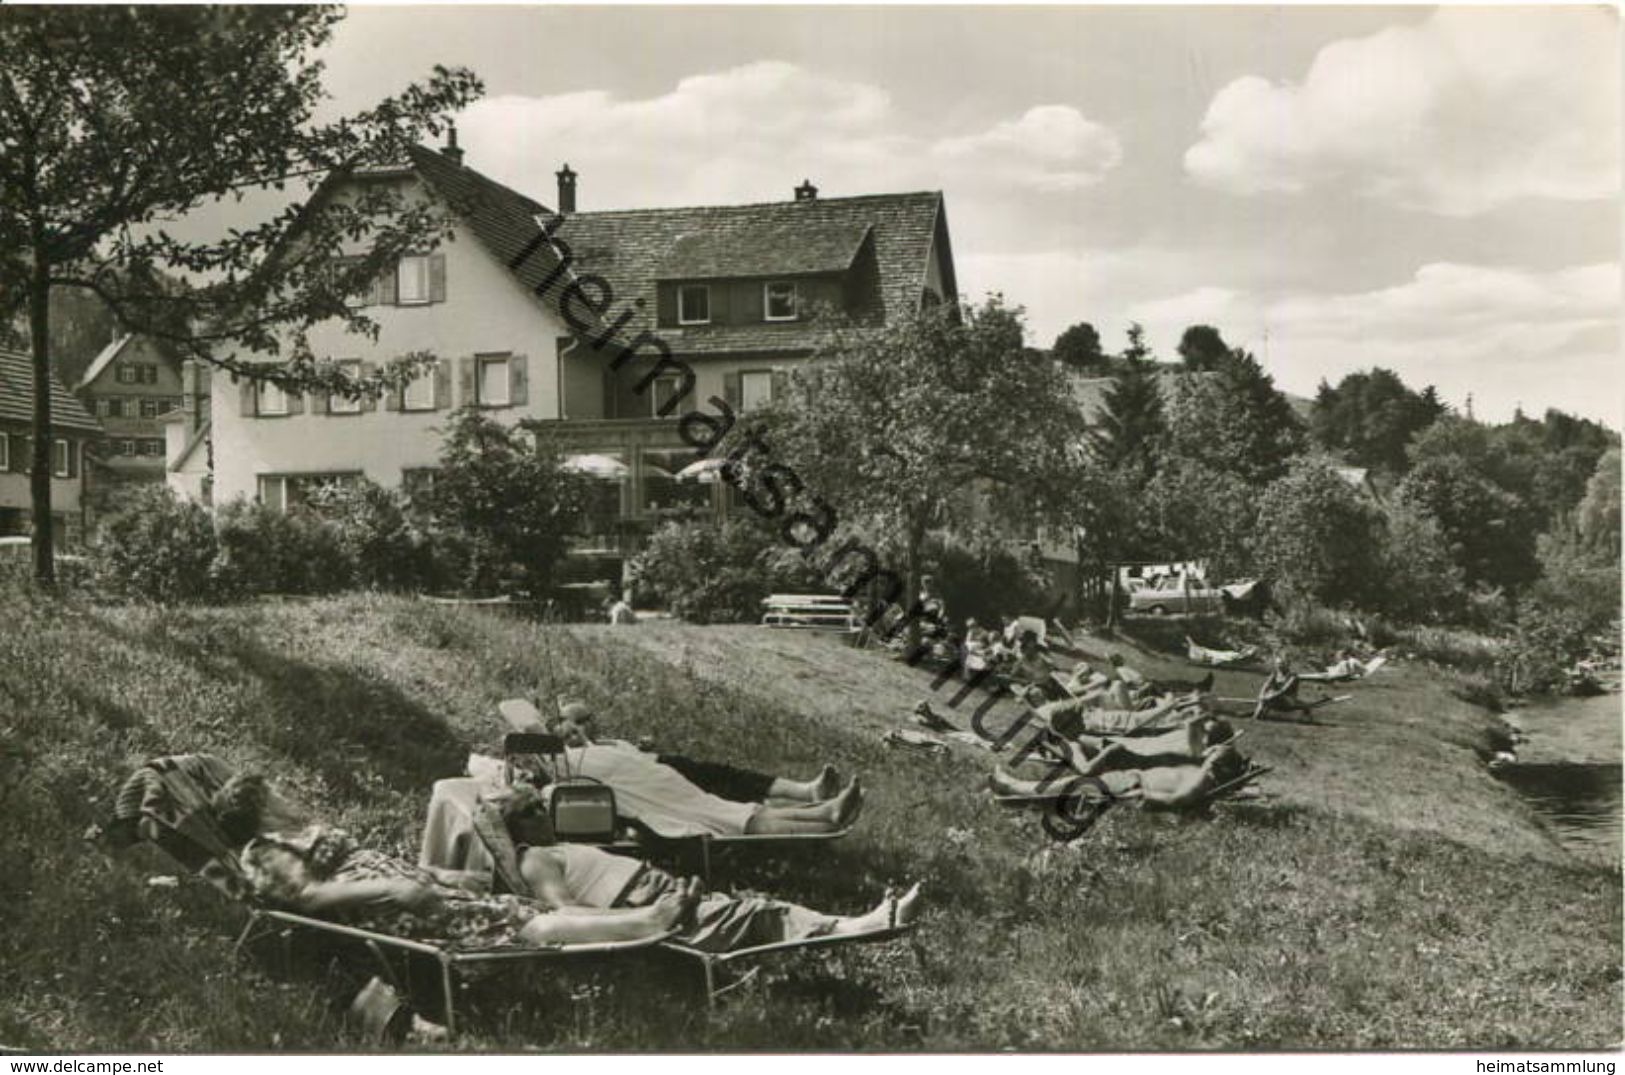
(495, 700), (854, 880)
(989, 764), (1274, 835)
(101, 754), (674, 1039)
(464, 793), (918, 1006)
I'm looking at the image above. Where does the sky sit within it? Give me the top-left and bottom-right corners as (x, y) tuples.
(304, 4), (1619, 424)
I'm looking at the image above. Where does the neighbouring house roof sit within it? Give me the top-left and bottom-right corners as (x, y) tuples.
(77, 334), (135, 391)
(169, 418), (211, 473)
(556, 192), (947, 355)
(403, 144), (950, 358)
(0, 348), (103, 434)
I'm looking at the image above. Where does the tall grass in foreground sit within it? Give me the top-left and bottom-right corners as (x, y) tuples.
(0, 589), (1617, 1050)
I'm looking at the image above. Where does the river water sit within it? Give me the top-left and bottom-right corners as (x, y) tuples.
(1496, 687), (1622, 866)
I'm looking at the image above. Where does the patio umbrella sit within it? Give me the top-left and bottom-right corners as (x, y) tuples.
(563, 453), (628, 480)
(676, 456), (728, 484)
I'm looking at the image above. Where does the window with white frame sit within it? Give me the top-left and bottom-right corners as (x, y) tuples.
(678, 285), (711, 325)
(140, 398), (160, 419)
(477, 354), (510, 407)
(739, 370), (774, 412)
(764, 281), (798, 322)
(397, 255), (431, 305)
(402, 362), (436, 411)
(257, 472), (360, 513)
(52, 439), (69, 478)
(117, 439), (136, 457)
(116, 365), (137, 385)
(329, 359), (363, 414)
(141, 439), (166, 457)
(256, 381), (288, 416)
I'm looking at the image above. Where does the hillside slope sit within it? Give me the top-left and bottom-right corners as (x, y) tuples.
(1, 593), (1616, 1051)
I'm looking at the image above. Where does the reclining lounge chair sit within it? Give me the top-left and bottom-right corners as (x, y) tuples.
(101, 754), (674, 1038)
(496, 701), (853, 879)
(464, 795), (918, 1006)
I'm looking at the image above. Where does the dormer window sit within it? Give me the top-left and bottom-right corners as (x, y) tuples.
(764, 282), (798, 322)
(678, 285), (711, 325)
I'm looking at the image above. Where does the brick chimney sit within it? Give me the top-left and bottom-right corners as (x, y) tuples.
(440, 124), (463, 166)
(556, 164), (578, 214)
(795, 179), (818, 202)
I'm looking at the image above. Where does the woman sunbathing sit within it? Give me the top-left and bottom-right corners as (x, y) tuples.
(991, 742), (1252, 810)
(1039, 691), (1205, 739)
(214, 774), (690, 948)
(545, 702), (861, 838)
(490, 788), (922, 953)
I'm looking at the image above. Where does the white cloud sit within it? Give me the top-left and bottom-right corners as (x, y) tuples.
(933, 105), (1122, 192)
(457, 62), (1119, 210)
(1184, 8), (1620, 214)
(1121, 262), (1621, 423)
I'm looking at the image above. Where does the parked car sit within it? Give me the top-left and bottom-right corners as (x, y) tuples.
(1127, 575), (1225, 615)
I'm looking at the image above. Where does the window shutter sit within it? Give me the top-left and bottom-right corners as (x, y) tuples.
(286, 389), (305, 416)
(458, 356), (476, 404)
(509, 354), (529, 407)
(434, 360), (451, 409)
(361, 362), (379, 412)
(379, 264), (399, 306)
(239, 379), (257, 417)
(770, 369), (789, 404)
(66, 441), (78, 479)
(723, 371), (741, 409)
(429, 253), (447, 303)
(10, 434), (24, 472)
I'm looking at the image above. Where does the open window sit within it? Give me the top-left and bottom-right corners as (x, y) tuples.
(764, 281), (798, 322)
(678, 285), (711, 326)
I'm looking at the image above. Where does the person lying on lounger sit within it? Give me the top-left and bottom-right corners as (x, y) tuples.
(214, 774), (691, 948)
(990, 742), (1252, 810)
(534, 699), (842, 807)
(544, 702), (861, 837)
(1039, 691), (1207, 740)
(491, 788), (921, 953)
(1296, 651), (1387, 683)
(1044, 714), (1235, 774)
(1186, 637), (1259, 667)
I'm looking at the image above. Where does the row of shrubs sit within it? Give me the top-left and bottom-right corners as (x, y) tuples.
(90, 484), (461, 601)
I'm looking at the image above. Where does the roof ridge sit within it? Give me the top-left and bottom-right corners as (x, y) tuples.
(564, 190), (943, 219)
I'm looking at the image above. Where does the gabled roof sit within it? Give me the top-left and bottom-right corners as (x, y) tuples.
(169, 418), (211, 472)
(556, 191), (946, 355)
(382, 146), (951, 358)
(404, 145), (605, 338)
(0, 349), (103, 434)
(658, 222), (872, 280)
(76, 334), (135, 391)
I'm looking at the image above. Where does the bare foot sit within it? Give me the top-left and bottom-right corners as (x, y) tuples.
(834, 883), (924, 935)
(833, 778), (864, 828)
(649, 885), (695, 933)
(812, 763), (840, 801)
(892, 882), (923, 926)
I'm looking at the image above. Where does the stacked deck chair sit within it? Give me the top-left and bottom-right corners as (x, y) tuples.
(497, 700), (854, 880)
(103, 754), (673, 1038)
(463, 793), (918, 1006)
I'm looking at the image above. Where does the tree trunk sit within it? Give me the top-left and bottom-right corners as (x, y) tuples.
(28, 241), (54, 587)
(904, 517), (926, 653)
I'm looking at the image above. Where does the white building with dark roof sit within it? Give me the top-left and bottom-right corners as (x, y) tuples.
(208, 140), (959, 556)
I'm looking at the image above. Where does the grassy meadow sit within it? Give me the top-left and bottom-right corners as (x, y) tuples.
(0, 588), (1618, 1051)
